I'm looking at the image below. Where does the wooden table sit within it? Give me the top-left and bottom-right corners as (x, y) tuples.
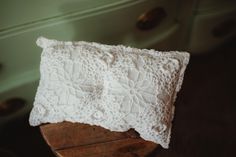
(40, 122), (159, 157)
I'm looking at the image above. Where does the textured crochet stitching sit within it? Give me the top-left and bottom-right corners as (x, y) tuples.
(29, 37), (190, 149)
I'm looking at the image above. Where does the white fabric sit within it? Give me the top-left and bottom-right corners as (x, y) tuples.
(29, 37), (190, 148)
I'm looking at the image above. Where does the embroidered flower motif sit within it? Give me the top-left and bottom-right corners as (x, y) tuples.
(107, 68), (157, 114)
(33, 105), (47, 117)
(161, 58), (179, 73)
(54, 61), (99, 105)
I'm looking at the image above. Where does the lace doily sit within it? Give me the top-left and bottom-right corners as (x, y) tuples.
(29, 37), (190, 149)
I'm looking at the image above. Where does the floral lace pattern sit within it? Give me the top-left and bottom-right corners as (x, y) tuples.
(29, 37), (190, 149)
(105, 68), (156, 114)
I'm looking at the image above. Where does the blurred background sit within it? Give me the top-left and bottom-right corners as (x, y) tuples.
(0, 0), (236, 157)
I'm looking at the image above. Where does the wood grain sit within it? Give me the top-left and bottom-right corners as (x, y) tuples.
(55, 138), (157, 157)
(40, 122), (159, 157)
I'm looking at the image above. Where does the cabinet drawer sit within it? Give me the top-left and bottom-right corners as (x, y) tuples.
(0, 0), (121, 30)
(188, 6), (236, 53)
(0, 0), (178, 94)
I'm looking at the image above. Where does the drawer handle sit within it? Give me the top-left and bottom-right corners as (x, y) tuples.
(0, 98), (26, 117)
(136, 7), (167, 31)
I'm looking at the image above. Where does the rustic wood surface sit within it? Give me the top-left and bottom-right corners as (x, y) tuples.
(40, 122), (159, 157)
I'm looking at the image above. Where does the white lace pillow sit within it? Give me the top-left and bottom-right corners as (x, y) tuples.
(29, 37), (190, 149)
